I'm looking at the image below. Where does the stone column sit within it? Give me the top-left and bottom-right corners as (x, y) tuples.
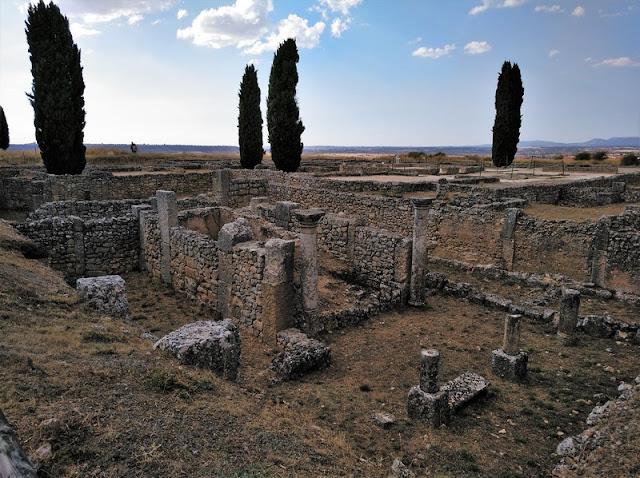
(216, 169), (230, 207)
(409, 198), (434, 306)
(262, 239), (295, 345)
(156, 190), (178, 285)
(492, 314), (528, 381)
(132, 204), (152, 272)
(419, 349), (440, 393)
(407, 348), (450, 426)
(501, 208), (521, 271)
(558, 288), (580, 345)
(295, 209), (325, 314)
(217, 218), (254, 319)
(503, 314), (521, 355)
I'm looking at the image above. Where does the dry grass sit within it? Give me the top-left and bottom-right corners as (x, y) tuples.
(524, 203), (629, 222)
(1, 220), (639, 477)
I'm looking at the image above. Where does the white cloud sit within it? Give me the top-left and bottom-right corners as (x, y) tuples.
(594, 57), (640, 67)
(330, 17), (351, 37)
(177, 0), (274, 49)
(469, 0), (527, 15)
(408, 37), (422, 45)
(177, 9), (188, 20)
(572, 6), (585, 17)
(464, 41), (491, 55)
(243, 14), (325, 55)
(317, 0), (362, 16)
(535, 5), (564, 13)
(47, 0), (179, 23)
(128, 14), (143, 25)
(412, 44), (456, 59)
(70, 22), (101, 37)
(548, 49), (559, 58)
(469, 0), (491, 15)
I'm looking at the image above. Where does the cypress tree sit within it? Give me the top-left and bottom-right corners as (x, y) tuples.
(238, 64), (264, 169)
(267, 38), (305, 172)
(0, 106), (8, 150)
(26, 0), (86, 175)
(492, 61), (524, 167)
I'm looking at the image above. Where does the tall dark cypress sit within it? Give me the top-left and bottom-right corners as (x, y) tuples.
(0, 106), (9, 150)
(238, 64), (264, 169)
(26, 0), (86, 175)
(267, 38), (305, 172)
(492, 61), (524, 167)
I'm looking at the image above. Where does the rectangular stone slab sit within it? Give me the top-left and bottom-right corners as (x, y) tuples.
(440, 371), (490, 411)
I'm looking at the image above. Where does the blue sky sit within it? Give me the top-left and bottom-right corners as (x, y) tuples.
(1, 0), (638, 146)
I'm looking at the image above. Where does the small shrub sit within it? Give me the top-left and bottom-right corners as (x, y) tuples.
(621, 152), (639, 166)
(407, 151), (425, 159)
(592, 151), (607, 160)
(359, 384), (372, 392)
(575, 151), (591, 161)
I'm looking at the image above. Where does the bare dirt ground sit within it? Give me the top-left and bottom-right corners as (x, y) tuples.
(1, 221), (638, 477)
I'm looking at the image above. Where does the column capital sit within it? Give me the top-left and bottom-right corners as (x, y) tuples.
(295, 208), (326, 231)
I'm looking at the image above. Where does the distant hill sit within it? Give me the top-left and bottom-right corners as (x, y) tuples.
(6, 137), (638, 155)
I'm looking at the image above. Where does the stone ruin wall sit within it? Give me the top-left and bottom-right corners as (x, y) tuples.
(16, 214), (139, 282)
(0, 169), (218, 211)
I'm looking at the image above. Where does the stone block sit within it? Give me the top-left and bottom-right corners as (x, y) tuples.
(274, 201), (300, 229)
(407, 386), (450, 426)
(154, 319), (240, 380)
(76, 275), (129, 320)
(440, 372), (490, 411)
(491, 349), (528, 382)
(272, 336), (331, 381)
(217, 218), (254, 252)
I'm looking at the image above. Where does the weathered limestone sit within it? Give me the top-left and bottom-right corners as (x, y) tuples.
(408, 349), (490, 425)
(409, 198), (433, 306)
(216, 169), (230, 206)
(419, 349), (440, 393)
(76, 275), (130, 320)
(501, 208), (521, 271)
(131, 204), (152, 271)
(250, 196), (269, 212)
(272, 328), (331, 380)
(590, 217), (610, 287)
(558, 288), (581, 345)
(217, 218), (254, 318)
(0, 410), (37, 478)
(492, 314), (528, 382)
(407, 348), (450, 426)
(275, 201), (300, 229)
(154, 319), (240, 380)
(262, 238), (295, 345)
(156, 190), (178, 284)
(295, 208), (326, 314)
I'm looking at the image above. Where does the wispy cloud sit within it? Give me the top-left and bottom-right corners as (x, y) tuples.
(177, 9), (188, 20)
(534, 5), (564, 14)
(408, 37), (422, 45)
(572, 6), (585, 17)
(331, 17), (351, 37)
(469, 0), (527, 15)
(38, 0), (180, 24)
(412, 44), (456, 59)
(70, 22), (101, 37)
(464, 41), (491, 55)
(317, 0), (362, 16)
(128, 14), (143, 25)
(548, 49), (559, 58)
(594, 57), (640, 67)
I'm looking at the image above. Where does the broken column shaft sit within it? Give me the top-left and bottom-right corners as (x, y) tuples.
(295, 209), (325, 314)
(492, 314), (528, 382)
(558, 288), (580, 345)
(409, 197), (434, 306)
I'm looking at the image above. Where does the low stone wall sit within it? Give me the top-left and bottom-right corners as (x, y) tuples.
(228, 178), (268, 208)
(16, 214), (139, 282)
(28, 199), (148, 220)
(229, 242), (265, 335)
(1, 170), (218, 211)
